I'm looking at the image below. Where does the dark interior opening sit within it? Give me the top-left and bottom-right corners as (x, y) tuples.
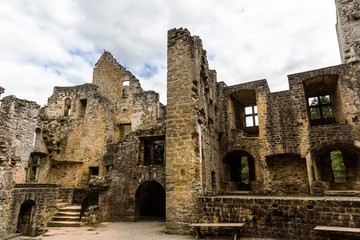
(17, 200), (36, 236)
(135, 181), (165, 220)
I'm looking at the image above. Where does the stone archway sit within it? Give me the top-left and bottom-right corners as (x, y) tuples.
(16, 200), (36, 236)
(135, 181), (165, 220)
(313, 144), (360, 192)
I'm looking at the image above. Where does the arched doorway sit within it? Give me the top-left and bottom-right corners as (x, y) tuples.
(223, 150), (256, 192)
(314, 144), (360, 191)
(135, 181), (165, 220)
(17, 200), (36, 236)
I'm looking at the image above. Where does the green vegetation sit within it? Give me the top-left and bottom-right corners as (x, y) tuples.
(56, 137), (64, 147)
(330, 150), (346, 183)
(241, 156), (250, 184)
(352, 13), (360, 20)
(309, 95), (333, 120)
(42, 128), (49, 133)
(350, 59), (360, 65)
(47, 118), (52, 123)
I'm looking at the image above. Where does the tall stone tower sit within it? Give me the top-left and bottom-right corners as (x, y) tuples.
(336, 0), (360, 63)
(166, 28), (219, 233)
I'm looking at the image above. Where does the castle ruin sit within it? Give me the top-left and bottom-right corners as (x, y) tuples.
(1, 0), (360, 239)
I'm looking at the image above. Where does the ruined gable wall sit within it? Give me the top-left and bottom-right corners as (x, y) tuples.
(336, 0), (360, 64)
(93, 51), (164, 131)
(41, 84), (114, 188)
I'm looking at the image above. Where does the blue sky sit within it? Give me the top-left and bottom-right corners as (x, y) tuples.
(0, 0), (340, 105)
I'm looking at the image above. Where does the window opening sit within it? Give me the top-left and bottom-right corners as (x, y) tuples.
(89, 166), (99, 176)
(245, 105), (258, 127)
(240, 156), (250, 184)
(78, 99), (87, 118)
(330, 150), (346, 183)
(28, 155), (40, 182)
(211, 171), (216, 190)
(119, 123), (131, 141)
(144, 139), (165, 165)
(308, 95), (333, 120)
(64, 98), (71, 116)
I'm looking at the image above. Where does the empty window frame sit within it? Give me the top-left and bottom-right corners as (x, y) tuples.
(308, 95), (333, 120)
(245, 106), (258, 127)
(330, 150), (346, 183)
(28, 155), (41, 181)
(64, 98), (71, 116)
(119, 123), (131, 141)
(78, 99), (87, 118)
(89, 166), (99, 176)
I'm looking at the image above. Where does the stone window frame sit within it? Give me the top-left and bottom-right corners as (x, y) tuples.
(27, 155), (41, 182)
(64, 98), (72, 116)
(308, 95), (333, 119)
(138, 135), (165, 166)
(77, 99), (87, 118)
(307, 94), (335, 125)
(244, 105), (258, 128)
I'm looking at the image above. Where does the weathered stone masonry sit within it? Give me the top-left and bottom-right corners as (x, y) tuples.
(1, 0), (360, 239)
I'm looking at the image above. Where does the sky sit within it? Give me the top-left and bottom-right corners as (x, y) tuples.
(0, 0), (341, 106)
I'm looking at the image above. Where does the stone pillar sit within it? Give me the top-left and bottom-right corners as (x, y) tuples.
(166, 28), (203, 233)
(335, 0), (360, 63)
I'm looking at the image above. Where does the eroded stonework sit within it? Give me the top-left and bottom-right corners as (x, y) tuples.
(1, 1), (360, 239)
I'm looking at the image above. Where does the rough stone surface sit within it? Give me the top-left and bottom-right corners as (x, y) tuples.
(0, 1), (360, 239)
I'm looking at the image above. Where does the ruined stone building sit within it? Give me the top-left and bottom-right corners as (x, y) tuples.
(0, 0), (360, 239)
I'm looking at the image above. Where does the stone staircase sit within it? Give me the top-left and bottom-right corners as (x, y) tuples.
(48, 205), (81, 227)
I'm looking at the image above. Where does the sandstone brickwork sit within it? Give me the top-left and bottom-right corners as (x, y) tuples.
(1, 1), (360, 239)
(336, 0), (360, 63)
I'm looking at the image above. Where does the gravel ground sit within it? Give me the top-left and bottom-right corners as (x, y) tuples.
(9, 220), (274, 240)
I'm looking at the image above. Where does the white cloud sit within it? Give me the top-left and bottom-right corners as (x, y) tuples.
(0, 0), (341, 105)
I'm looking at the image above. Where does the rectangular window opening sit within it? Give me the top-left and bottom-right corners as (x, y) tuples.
(308, 95), (334, 122)
(78, 99), (87, 118)
(245, 105), (258, 128)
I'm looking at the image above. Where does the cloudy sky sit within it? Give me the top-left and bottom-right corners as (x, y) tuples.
(0, 0), (341, 105)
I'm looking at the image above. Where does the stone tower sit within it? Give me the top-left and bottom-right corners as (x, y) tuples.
(166, 28), (219, 233)
(335, 0), (360, 63)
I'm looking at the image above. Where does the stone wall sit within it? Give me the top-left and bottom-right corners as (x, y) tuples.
(166, 28), (220, 233)
(198, 195), (360, 239)
(336, 0), (360, 64)
(0, 96), (41, 235)
(99, 128), (166, 221)
(9, 184), (59, 236)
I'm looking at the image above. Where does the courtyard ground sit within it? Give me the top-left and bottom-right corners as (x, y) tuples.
(5, 220), (275, 240)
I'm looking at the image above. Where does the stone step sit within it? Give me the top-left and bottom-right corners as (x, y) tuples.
(52, 215), (80, 221)
(57, 202), (71, 209)
(58, 205), (81, 212)
(47, 221), (81, 227)
(57, 211), (81, 217)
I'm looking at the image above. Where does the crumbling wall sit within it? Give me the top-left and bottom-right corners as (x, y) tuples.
(40, 84), (113, 188)
(9, 184), (59, 236)
(99, 128), (165, 222)
(0, 95), (41, 234)
(336, 0), (360, 64)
